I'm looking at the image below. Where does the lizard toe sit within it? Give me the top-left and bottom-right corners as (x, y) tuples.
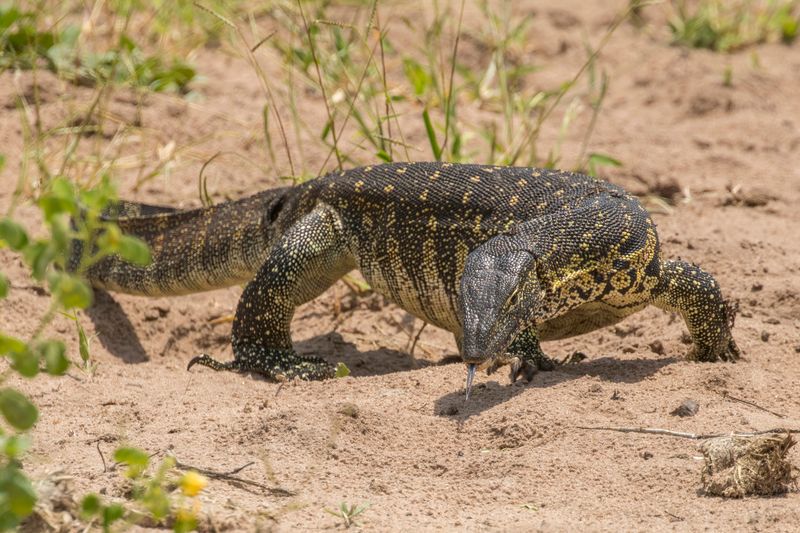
(509, 356), (537, 383)
(187, 354), (239, 372)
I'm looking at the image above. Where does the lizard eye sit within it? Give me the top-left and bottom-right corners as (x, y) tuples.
(509, 291), (519, 306)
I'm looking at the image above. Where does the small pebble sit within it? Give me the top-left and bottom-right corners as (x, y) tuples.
(648, 340), (665, 355)
(443, 405), (459, 416)
(671, 399), (699, 417)
(760, 331), (770, 342)
(337, 403), (359, 418)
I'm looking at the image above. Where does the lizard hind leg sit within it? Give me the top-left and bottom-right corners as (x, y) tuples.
(188, 204), (356, 381)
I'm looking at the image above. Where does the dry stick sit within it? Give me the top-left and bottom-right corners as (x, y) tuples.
(96, 442), (107, 473)
(577, 426), (800, 440)
(297, 0), (343, 171)
(172, 457), (295, 496)
(664, 511), (685, 522)
(251, 30), (277, 53)
(720, 392), (787, 419)
(408, 321), (429, 358)
(439, 0), (465, 157)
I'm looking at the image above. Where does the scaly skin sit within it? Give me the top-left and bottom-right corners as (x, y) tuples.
(74, 162), (740, 381)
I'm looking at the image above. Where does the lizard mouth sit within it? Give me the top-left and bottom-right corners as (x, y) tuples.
(464, 337), (519, 401)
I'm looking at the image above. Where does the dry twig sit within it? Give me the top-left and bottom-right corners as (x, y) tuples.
(408, 321), (428, 358)
(96, 442), (107, 473)
(172, 457), (295, 497)
(577, 426), (800, 440)
(720, 391), (786, 419)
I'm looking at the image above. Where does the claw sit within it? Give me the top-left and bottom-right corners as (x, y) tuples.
(187, 353), (232, 372)
(465, 364), (477, 400)
(509, 356), (537, 383)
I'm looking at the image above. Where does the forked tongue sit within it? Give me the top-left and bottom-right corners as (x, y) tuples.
(465, 364), (477, 401)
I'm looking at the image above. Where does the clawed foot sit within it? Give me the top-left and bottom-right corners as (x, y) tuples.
(486, 352), (559, 383)
(560, 351), (588, 365)
(187, 349), (335, 381)
(692, 338), (741, 363)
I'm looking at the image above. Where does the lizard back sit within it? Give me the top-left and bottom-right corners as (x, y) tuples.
(304, 162), (625, 331)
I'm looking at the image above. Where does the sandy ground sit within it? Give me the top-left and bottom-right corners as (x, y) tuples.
(2, 0), (800, 531)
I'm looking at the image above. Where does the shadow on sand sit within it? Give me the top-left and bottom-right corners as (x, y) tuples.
(433, 355), (678, 420)
(84, 289), (149, 364)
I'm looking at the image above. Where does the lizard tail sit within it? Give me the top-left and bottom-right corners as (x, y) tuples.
(71, 187), (293, 296)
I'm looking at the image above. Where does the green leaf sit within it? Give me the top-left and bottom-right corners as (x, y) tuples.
(0, 218), (28, 250)
(37, 196), (74, 221)
(0, 272), (7, 298)
(97, 223), (121, 250)
(0, 334), (26, 355)
(80, 494), (100, 517)
(79, 174), (116, 212)
(142, 484), (170, 519)
(9, 346), (39, 378)
(117, 235), (151, 266)
(39, 340), (69, 375)
(23, 241), (56, 280)
(38, 178), (77, 221)
(174, 512), (198, 533)
(0, 154), (5, 172)
(4, 468), (36, 518)
(0, 389), (38, 430)
(102, 503), (125, 526)
(781, 17), (798, 43)
(402, 57), (431, 97)
(588, 152), (623, 167)
(51, 176), (76, 198)
(334, 362), (350, 378)
(48, 215), (70, 258)
(48, 272), (93, 309)
(320, 119), (332, 142)
(77, 320), (90, 364)
(114, 447), (149, 478)
(422, 108), (442, 161)
(1, 434), (30, 459)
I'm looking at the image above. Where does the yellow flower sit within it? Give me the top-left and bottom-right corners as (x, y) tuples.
(179, 471), (207, 497)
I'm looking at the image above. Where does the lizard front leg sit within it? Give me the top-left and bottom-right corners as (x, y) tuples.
(650, 259), (739, 362)
(485, 327), (558, 383)
(188, 205), (356, 380)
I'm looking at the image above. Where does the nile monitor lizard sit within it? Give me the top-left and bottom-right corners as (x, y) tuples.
(73, 162), (740, 390)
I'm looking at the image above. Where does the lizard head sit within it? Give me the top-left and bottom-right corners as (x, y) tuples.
(459, 239), (541, 379)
